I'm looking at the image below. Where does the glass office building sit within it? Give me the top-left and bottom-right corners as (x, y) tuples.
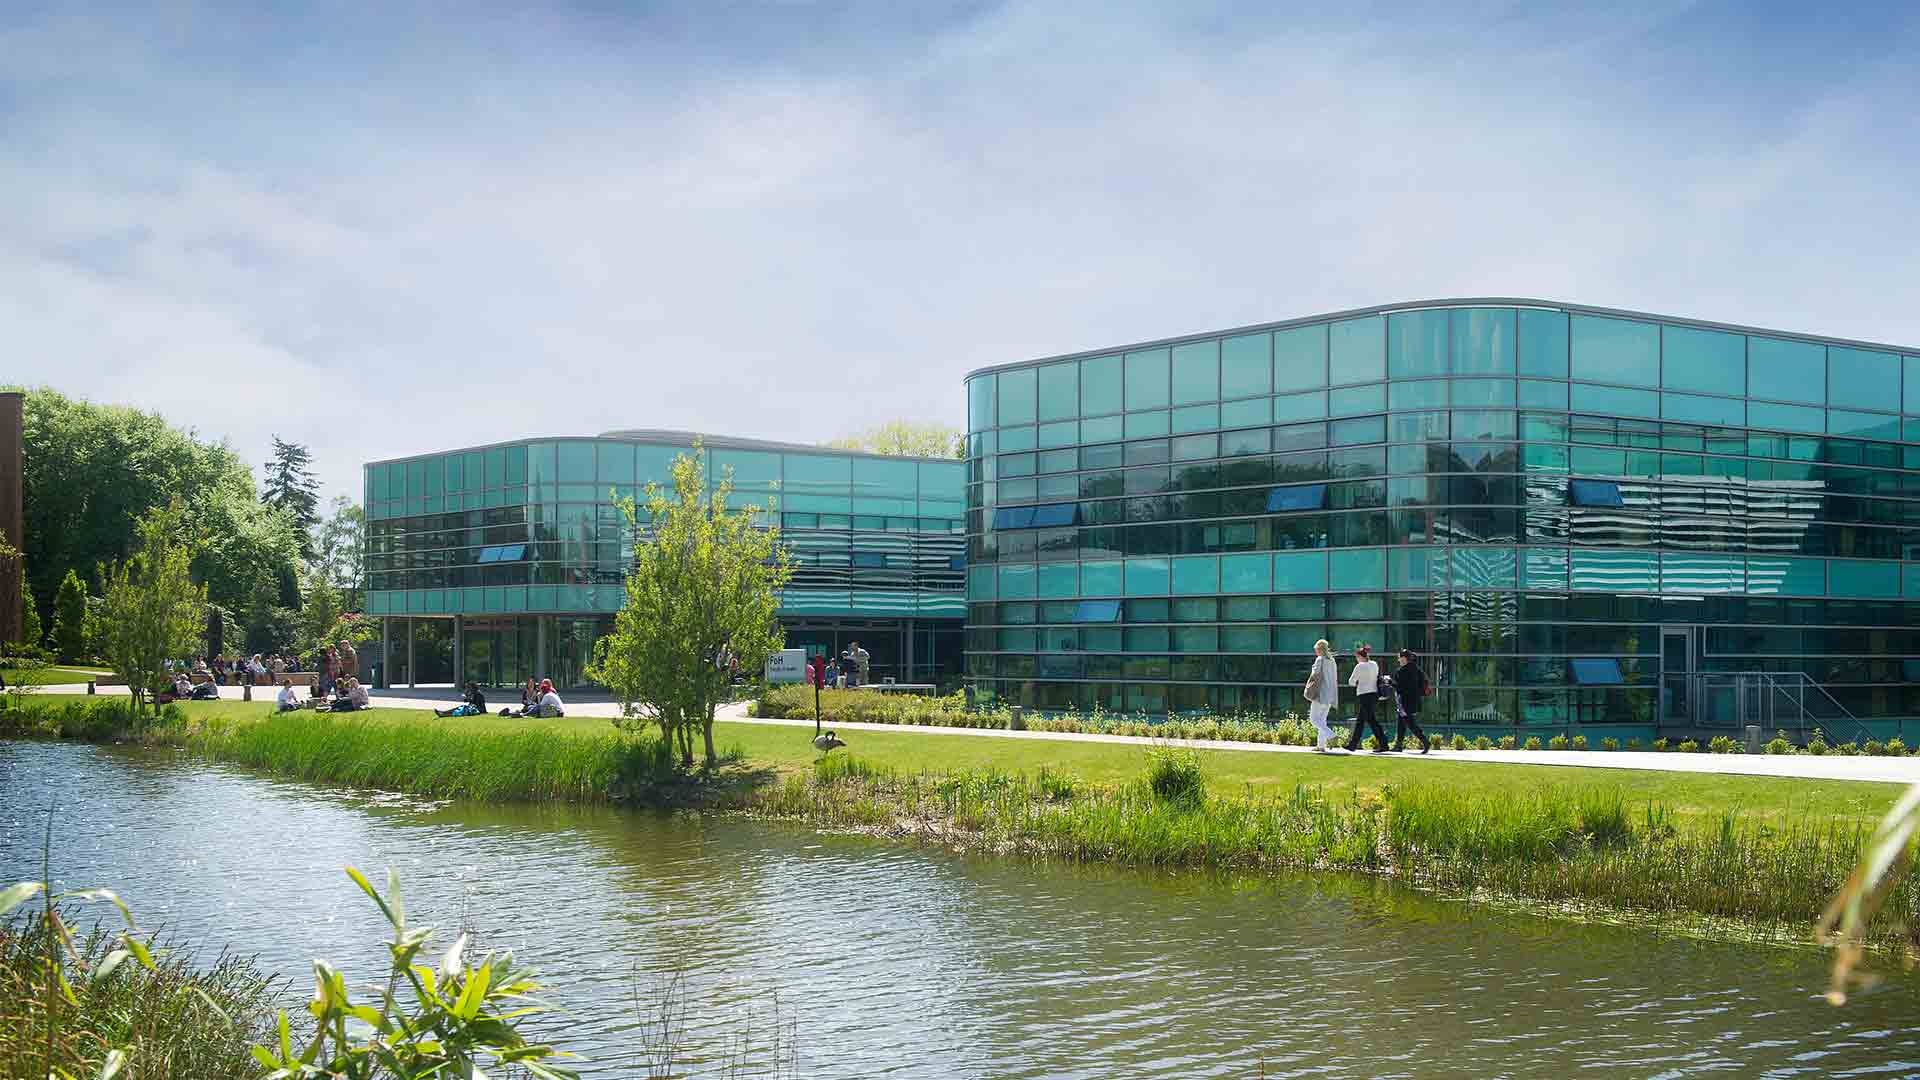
(363, 431), (965, 689)
(963, 300), (1920, 737)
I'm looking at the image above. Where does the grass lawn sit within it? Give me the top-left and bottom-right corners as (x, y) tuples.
(2, 666), (113, 686)
(165, 699), (1906, 829)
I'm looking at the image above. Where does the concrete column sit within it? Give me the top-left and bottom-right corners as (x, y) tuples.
(406, 616), (416, 688)
(0, 391), (22, 646)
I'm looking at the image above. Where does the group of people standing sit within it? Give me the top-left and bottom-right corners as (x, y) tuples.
(1303, 641), (1431, 753)
(806, 642), (870, 689)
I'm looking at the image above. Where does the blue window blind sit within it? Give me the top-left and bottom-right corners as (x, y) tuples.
(1570, 658), (1624, 685)
(1266, 484), (1328, 512)
(991, 506), (1035, 529)
(475, 544), (528, 563)
(1073, 599), (1122, 623)
(1567, 479), (1624, 507)
(992, 504), (1075, 529)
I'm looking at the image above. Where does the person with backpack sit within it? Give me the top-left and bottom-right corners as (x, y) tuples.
(1304, 639), (1339, 752)
(1392, 648), (1432, 753)
(1343, 644), (1392, 752)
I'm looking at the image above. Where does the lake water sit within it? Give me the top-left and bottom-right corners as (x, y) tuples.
(3, 739), (1916, 1078)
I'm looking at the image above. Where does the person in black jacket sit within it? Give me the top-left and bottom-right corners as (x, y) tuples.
(1392, 648), (1432, 753)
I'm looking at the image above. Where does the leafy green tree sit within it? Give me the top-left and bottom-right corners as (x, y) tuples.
(263, 435), (320, 557)
(51, 569), (87, 662)
(17, 577), (41, 651)
(825, 419), (963, 458)
(312, 496), (366, 609)
(589, 445), (793, 769)
(99, 502), (208, 716)
(298, 576), (343, 655)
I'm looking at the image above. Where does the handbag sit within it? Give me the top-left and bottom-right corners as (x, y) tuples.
(1303, 658), (1322, 704)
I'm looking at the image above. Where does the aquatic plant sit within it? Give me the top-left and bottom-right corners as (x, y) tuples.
(1144, 746), (1205, 807)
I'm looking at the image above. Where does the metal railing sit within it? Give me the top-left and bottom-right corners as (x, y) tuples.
(1671, 671), (1871, 745)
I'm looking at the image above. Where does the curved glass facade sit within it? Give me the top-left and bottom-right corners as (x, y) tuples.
(963, 301), (1920, 733)
(363, 433), (965, 688)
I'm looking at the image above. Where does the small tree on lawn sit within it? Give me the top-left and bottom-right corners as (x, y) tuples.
(588, 444), (793, 769)
(52, 568), (88, 661)
(18, 576), (42, 652)
(298, 574), (344, 655)
(99, 501), (208, 716)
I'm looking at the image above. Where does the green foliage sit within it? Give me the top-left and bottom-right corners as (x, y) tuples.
(589, 443), (794, 768)
(1546, 735), (1567, 751)
(0, 699), (176, 741)
(17, 575), (42, 651)
(1836, 742), (1860, 756)
(1601, 738), (1619, 751)
(1474, 735), (1492, 750)
(1143, 746), (1204, 806)
(1497, 736), (1516, 750)
(824, 420), (964, 459)
(1652, 738), (1670, 752)
(260, 436), (320, 557)
(1888, 738), (1908, 756)
(1570, 735), (1588, 751)
(1766, 738), (1794, 755)
(1676, 739), (1700, 754)
(1450, 733), (1469, 750)
(1708, 735), (1741, 755)
(1806, 734), (1830, 756)
(51, 570), (86, 661)
(311, 497), (366, 608)
(98, 503), (206, 717)
(1524, 736), (1544, 751)
(250, 867), (579, 1080)
(1864, 740), (1888, 757)
(1626, 738), (1642, 750)
(297, 576), (343, 655)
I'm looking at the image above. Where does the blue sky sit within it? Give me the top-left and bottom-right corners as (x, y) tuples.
(5, 1), (1918, 504)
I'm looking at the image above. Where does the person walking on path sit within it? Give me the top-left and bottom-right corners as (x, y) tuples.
(852, 641), (871, 687)
(1343, 645), (1391, 752)
(1305, 639), (1340, 752)
(1391, 648), (1432, 753)
(337, 638), (359, 683)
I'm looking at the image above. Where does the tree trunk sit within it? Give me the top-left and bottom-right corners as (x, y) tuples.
(701, 698), (717, 768)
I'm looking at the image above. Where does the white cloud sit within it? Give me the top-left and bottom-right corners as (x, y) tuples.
(3, 2), (1917, 505)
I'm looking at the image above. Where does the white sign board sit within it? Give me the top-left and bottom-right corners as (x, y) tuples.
(765, 648), (808, 685)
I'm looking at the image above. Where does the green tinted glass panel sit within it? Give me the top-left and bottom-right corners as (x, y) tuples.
(596, 442), (636, 484)
(1520, 547), (1569, 590)
(712, 449), (780, 489)
(998, 367), (1037, 426)
(1907, 357), (1920, 415)
(1570, 383), (1659, 419)
(1518, 309), (1569, 377)
(1329, 548), (1384, 590)
(1827, 347), (1898, 411)
(1221, 333), (1271, 398)
(1661, 326), (1744, 396)
(524, 443), (554, 488)
(1037, 362), (1077, 422)
(1273, 391), (1327, 423)
(1389, 547), (1442, 589)
(444, 453), (465, 492)
(1905, 564), (1920, 599)
(1037, 564), (1078, 599)
(1329, 383), (1385, 416)
(1660, 553), (1743, 594)
(1569, 549), (1656, 592)
(1827, 558), (1898, 599)
(1661, 392), (1744, 427)
(1745, 557), (1824, 596)
(1748, 401), (1824, 434)
(1170, 556), (1218, 595)
(997, 565), (1036, 599)
(1125, 348), (1170, 410)
(1389, 380), (1446, 410)
(1748, 338), (1824, 404)
(1125, 410), (1170, 438)
(1273, 551), (1328, 592)
(1038, 420), (1078, 448)
(1171, 404), (1218, 434)
(1451, 378), (1515, 407)
(1081, 355), (1123, 416)
(557, 442), (594, 482)
(1828, 409), (1899, 440)
(1330, 415), (1385, 446)
(967, 566), (995, 601)
(1171, 340), (1219, 405)
(1274, 324), (1328, 393)
(1448, 546), (1515, 588)
(1082, 415), (1123, 442)
(1081, 560), (1123, 595)
(1124, 557), (1170, 596)
(1219, 552), (1272, 593)
(1452, 308), (1516, 374)
(1518, 379), (1568, 409)
(1388, 310), (1448, 378)
(1221, 397), (1270, 427)
(968, 376), (994, 431)
(1571, 315), (1659, 387)
(1329, 316), (1386, 383)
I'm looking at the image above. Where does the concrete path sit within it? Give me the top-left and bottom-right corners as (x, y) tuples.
(36, 681), (1920, 787)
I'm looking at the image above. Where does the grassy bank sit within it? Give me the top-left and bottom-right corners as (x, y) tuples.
(1, 665), (112, 686)
(5, 696), (1914, 946)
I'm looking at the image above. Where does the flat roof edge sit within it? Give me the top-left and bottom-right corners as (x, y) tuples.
(364, 430), (962, 469)
(961, 297), (1920, 381)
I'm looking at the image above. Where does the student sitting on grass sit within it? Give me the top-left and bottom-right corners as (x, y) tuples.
(330, 676), (371, 712)
(435, 681), (487, 718)
(276, 678), (301, 712)
(531, 679), (564, 718)
(189, 675), (220, 700)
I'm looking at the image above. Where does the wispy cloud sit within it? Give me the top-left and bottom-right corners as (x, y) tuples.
(4, 1), (1917, 502)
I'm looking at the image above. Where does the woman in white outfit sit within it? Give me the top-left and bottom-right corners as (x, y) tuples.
(1306, 639), (1340, 752)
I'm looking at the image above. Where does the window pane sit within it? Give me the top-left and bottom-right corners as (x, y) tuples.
(1171, 340), (1219, 405)
(1827, 347), (1899, 411)
(1518, 309), (1569, 377)
(1082, 355), (1123, 416)
(1570, 549), (1656, 592)
(1661, 325), (1744, 396)
(1571, 383), (1659, 419)
(1274, 324), (1328, 393)
(1828, 558), (1898, 599)
(1518, 379), (1568, 409)
(1451, 378), (1516, 408)
(1038, 420), (1078, 448)
(1571, 315), (1659, 387)
(1080, 560), (1122, 595)
(1125, 410), (1170, 438)
(1124, 557), (1170, 596)
(1452, 308), (1517, 374)
(1389, 380), (1446, 411)
(1222, 332), (1271, 398)
(968, 376), (994, 430)
(1037, 362), (1078, 422)
(1330, 415), (1386, 446)
(1329, 316), (1386, 383)
(1273, 390), (1328, 423)
(1746, 556), (1825, 596)
(1220, 552), (1272, 593)
(1388, 310), (1448, 378)
(1748, 400), (1824, 434)
(1222, 397), (1270, 427)
(1907, 356), (1920, 415)
(1749, 338), (1824, 404)
(1273, 551), (1328, 592)
(998, 367), (1037, 426)
(1329, 548), (1384, 590)
(1125, 348), (1170, 410)
(1662, 392), (1744, 427)
(1170, 555), (1218, 595)
(1329, 383), (1386, 416)
(1828, 409), (1899, 440)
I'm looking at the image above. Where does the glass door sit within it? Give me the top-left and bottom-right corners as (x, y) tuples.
(1661, 626), (1694, 724)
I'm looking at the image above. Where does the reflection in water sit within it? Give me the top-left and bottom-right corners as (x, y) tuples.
(2, 740), (1916, 1078)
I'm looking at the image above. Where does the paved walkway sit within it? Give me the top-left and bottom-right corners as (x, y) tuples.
(37, 681), (1920, 787)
